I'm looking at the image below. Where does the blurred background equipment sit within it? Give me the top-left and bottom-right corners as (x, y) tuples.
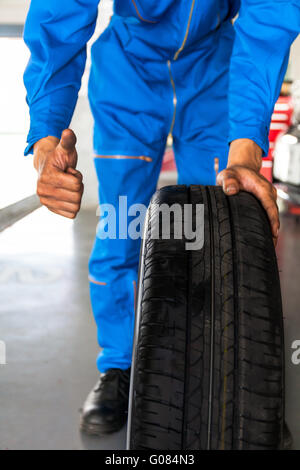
(273, 80), (300, 216)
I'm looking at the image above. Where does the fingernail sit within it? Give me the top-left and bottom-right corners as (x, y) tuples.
(226, 185), (237, 194)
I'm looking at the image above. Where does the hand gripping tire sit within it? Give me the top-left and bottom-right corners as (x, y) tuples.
(127, 185), (284, 450)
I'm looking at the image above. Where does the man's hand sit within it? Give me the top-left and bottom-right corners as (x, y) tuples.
(34, 129), (84, 219)
(217, 139), (279, 245)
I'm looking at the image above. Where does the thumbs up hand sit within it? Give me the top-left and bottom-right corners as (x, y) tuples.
(34, 129), (84, 219)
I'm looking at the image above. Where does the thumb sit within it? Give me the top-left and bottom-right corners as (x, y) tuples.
(217, 169), (240, 196)
(58, 129), (77, 152)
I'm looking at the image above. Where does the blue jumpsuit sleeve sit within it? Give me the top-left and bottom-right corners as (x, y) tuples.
(228, 0), (300, 156)
(23, 0), (100, 155)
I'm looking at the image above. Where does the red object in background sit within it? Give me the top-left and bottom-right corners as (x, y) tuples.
(261, 95), (294, 182)
(161, 96), (294, 183)
(289, 206), (300, 215)
(161, 146), (176, 172)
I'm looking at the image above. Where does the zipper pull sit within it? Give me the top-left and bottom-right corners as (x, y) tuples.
(167, 133), (173, 147)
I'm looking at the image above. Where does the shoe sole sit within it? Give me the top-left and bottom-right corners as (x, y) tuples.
(80, 417), (126, 437)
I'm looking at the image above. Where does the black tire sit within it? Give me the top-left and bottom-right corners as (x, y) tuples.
(127, 185), (284, 450)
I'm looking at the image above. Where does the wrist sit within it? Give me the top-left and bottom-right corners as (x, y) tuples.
(228, 139), (262, 173)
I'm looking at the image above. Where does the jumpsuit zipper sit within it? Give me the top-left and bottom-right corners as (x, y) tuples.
(167, 0), (196, 144)
(167, 60), (177, 146)
(173, 0), (196, 61)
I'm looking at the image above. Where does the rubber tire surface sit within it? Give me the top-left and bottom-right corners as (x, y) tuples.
(127, 185), (284, 450)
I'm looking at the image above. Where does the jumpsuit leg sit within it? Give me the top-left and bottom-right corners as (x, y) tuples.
(87, 18), (172, 372)
(89, 155), (163, 373)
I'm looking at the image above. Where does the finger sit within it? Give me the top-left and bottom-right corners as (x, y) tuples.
(67, 167), (83, 180)
(228, 168), (280, 238)
(242, 176), (280, 238)
(57, 129), (77, 153)
(217, 170), (240, 195)
(39, 197), (81, 215)
(40, 169), (82, 192)
(47, 207), (78, 219)
(262, 197), (279, 239)
(37, 183), (83, 204)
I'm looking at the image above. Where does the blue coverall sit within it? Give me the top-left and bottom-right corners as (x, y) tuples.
(23, 0), (300, 372)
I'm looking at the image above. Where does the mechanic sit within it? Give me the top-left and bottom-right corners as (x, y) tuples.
(23, 0), (299, 436)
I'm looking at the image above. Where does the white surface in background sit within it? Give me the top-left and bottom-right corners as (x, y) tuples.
(0, 1), (113, 210)
(291, 36), (300, 81)
(274, 132), (300, 185)
(0, 38), (35, 209)
(0, 0), (30, 24)
(0, 39), (29, 134)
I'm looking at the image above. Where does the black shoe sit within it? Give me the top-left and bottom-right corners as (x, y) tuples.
(282, 422), (293, 450)
(80, 368), (131, 436)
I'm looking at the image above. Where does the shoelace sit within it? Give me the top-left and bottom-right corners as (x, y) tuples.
(95, 369), (130, 401)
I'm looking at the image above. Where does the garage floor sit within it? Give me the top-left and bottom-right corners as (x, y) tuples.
(0, 206), (299, 450)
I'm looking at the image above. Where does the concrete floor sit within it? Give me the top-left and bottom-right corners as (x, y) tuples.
(0, 208), (126, 450)
(277, 214), (300, 449)
(0, 206), (299, 450)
